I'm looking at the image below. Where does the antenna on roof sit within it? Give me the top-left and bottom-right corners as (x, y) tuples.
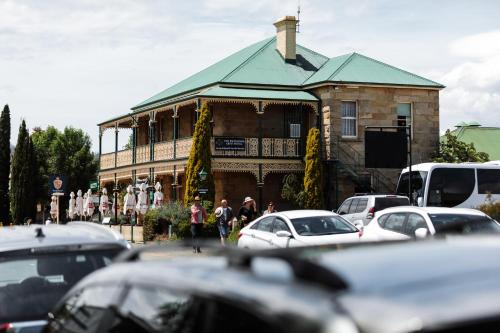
(296, 1), (301, 33)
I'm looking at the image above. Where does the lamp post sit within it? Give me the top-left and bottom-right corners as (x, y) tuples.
(113, 186), (119, 232)
(198, 168), (208, 200)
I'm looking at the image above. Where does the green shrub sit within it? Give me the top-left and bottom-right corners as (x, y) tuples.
(303, 128), (324, 209)
(143, 209), (160, 242)
(477, 195), (500, 220)
(228, 225), (241, 244)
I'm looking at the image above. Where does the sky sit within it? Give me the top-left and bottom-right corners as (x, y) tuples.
(1, 0), (499, 153)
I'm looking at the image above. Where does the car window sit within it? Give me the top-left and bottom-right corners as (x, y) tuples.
(355, 198), (368, 213)
(205, 298), (286, 333)
(0, 249), (122, 323)
(46, 284), (120, 333)
(337, 199), (352, 215)
(404, 213), (428, 236)
(257, 217), (274, 232)
(429, 214), (500, 235)
(347, 199), (360, 214)
(250, 221), (260, 230)
(374, 197), (409, 211)
(272, 218), (290, 233)
(290, 216), (358, 236)
(381, 213), (407, 233)
(113, 286), (193, 333)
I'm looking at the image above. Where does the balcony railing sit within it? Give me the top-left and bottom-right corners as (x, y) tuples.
(100, 136), (300, 170)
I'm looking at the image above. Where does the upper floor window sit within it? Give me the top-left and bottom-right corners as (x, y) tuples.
(290, 124), (301, 138)
(397, 103), (412, 128)
(341, 101), (357, 137)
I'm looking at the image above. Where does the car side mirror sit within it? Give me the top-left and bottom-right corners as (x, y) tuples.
(417, 197), (423, 207)
(276, 230), (292, 238)
(338, 211), (345, 215)
(415, 228), (428, 239)
(353, 220), (364, 229)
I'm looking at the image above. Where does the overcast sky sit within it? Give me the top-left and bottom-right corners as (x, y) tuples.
(1, 0), (499, 153)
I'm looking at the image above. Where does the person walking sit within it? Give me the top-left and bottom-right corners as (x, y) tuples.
(238, 196), (256, 228)
(214, 199), (234, 246)
(190, 196), (207, 253)
(263, 201), (277, 215)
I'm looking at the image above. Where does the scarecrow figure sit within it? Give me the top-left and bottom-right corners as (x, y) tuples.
(68, 192), (76, 220)
(136, 183), (148, 225)
(50, 195), (58, 221)
(85, 189), (94, 220)
(99, 188), (110, 216)
(153, 182), (164, 208)
(76, 190), (84, 219)
(123, 185), (136, 217)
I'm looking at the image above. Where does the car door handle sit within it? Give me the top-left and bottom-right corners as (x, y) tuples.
(251, 234), (255, 238)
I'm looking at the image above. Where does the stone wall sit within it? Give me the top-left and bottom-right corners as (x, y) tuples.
(315, 85), (440, 207)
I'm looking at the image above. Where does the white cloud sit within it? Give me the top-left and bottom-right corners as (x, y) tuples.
(440, 30), (500, 131)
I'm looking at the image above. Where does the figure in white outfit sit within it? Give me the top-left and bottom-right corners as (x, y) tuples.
(50, 195), (58, 221)
(123, 185), (136, 217)
(76, 190), (84, 219)
(85, 189), (94, 220)
(99, 188), (109, 216)
(82, 192), (88, 219)
(68, 192), (76, 220)
(153, 182), (164, 208)
(136, 183), (148, 225)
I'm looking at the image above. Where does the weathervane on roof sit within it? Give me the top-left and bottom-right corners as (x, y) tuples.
(296, 1), (301, 33)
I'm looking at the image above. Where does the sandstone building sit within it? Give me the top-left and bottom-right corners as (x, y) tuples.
(98, 16), (443, 210)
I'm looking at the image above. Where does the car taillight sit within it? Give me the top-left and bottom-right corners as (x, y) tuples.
(238, 232), (243, 239)
(0, 323), (13, 333)
(366, 207), (375, 219)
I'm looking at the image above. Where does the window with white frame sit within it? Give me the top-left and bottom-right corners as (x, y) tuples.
(397, 103), (412, 128)
(341, 101), (357, 137)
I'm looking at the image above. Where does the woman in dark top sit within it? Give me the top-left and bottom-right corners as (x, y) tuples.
(238, 196), (256, 227)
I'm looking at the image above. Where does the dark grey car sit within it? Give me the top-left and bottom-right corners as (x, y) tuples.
(0, 222), (130, 333)
(46, 237), (500, 333)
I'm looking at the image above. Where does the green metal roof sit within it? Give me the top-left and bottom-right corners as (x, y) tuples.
(303, 52), (444, 88)
(133, 37), (328, 110)
(131, 39), (443, 113)
(198, 86), (318, 102)
(445, 126), (500, 160)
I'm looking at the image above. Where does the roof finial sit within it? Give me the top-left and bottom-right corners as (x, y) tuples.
(296, 1), (301, 33)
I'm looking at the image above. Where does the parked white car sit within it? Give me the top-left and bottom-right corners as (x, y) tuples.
(360, 206), (500, 241)
(237, 210), (361, 249)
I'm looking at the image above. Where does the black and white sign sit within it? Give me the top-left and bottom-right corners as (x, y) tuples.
(214, 137), (246, 151)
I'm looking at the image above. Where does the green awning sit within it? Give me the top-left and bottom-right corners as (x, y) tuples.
(197, 86), (318, 102)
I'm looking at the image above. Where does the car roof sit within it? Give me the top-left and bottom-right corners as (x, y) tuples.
(314, 237), (500, 331)
(269, 210), (337, 219)
(345, 195), (408, 199)
(0, 222), (128, 252)
(68, 255), (339, 324)
(375, 206), (486, 216)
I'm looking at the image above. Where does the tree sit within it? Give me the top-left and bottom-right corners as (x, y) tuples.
(281, 173), (306, 208)
(31, 126), (98, 218)
(0, 105), (11, 223)
(183, 103), (215, 206)
(303, 128), (324, 209)
(10, 120), (36, 223)
(433, 130), (489, 163)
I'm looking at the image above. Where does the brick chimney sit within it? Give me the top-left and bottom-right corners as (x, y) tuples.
(273, 16), (297, 61)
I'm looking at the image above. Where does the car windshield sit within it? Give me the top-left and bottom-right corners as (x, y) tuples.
(429, 214), (500, 235)
(290, 216), (358, 236)
(396, 171), (428, 198)
(0, 248), (122, 322)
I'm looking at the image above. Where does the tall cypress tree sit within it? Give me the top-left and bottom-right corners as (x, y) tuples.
(303, 128), (324, 209)
(0, 105), (11, 224)
(10, 120), (36, 224)
(183, 103), (215, 206)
